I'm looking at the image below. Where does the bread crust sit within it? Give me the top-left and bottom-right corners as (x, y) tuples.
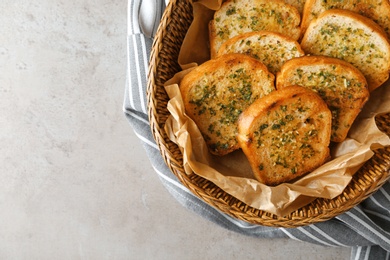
(180, 53), (275, 156)
(276, 55), (369, 142)
(217, 31), (305, 74)
(301, 9), (390, 92)
(209, 0), (301, 58)
(237, 86), (332, 186)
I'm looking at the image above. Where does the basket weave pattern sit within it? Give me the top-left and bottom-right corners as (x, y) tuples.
(147, 0), (390, 227)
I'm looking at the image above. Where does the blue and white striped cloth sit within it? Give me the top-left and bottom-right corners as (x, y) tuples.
(123, 1), (390, 259)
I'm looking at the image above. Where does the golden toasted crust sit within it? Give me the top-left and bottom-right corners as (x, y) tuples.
(301, 9), (390, 92)
(301, 0), (390, 39)
(209, 0), (301, 58)
(276, 56), (370, 142)
(237, 86), (332, 186)
(180, 53), (275, 156)
(217, 31), (305, 74)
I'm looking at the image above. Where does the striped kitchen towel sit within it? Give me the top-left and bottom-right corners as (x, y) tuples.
(123, 1), (390, 259)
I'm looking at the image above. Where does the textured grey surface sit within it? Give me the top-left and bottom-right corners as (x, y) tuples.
(0, 1), (351, 259)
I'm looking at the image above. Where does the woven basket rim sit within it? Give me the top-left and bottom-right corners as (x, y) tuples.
(146, 0), (390, 227)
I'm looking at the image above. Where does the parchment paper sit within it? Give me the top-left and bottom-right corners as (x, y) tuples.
(163, 0), (390, 216)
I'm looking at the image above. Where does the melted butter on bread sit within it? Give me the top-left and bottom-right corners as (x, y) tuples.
(209, 0), (301, 58)
(237, 86), (332, 186)
(181, 54), (275, 156)
(217, 31), (305, 74)
(276, 56), (369, 142)
(301, 0), (390, 39)
(301, 9), (390, 91)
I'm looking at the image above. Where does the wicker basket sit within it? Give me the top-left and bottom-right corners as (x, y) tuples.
(147, 0), (390, 227)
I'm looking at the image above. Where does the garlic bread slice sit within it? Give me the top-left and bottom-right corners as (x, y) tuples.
(301, 9), (390, 91)
(180, 53), (275, 156)
(237, 86), (332, 186)
(301, 0), (390, 39)
(217, 31), (305, 74)
(209, 0), (301, 58)
(276, 56), (369, 142)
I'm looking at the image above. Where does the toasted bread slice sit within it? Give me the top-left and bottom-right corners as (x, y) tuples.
(284, 0), (305, 14)
(217, 31), (305, 74)
(180, 54), (275, 156)
(301, 9), (390, 92)
(301, 0), (390, 39)
(209, 0), (301, 58)
(276, 56), (370, 142)
(237, 86), (332, 186)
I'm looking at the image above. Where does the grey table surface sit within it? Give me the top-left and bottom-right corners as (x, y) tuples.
(0, 0), (351, 259)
